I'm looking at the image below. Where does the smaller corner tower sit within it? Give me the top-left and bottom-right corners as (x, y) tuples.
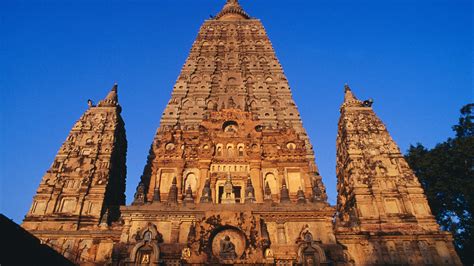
(22, 84), (127, 260)
(335, 84), (461, 265)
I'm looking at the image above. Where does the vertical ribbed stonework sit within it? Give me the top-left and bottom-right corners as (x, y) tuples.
(335, 84), (461, 265)
(22, 84), (127, 263)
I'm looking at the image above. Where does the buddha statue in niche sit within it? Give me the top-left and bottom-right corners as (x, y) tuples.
(220, 235), (237, 260)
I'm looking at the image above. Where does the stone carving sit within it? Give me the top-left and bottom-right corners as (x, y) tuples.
(297, 187), (306, 204)
(311, 182), (323, 202)
(280, 179), (290, 203)
(167, 177), (178, 204)
(183, 185), (194, 204)
(263, 182), (273, 203)
(199, 179), (212, 203)
(219, 235), (237, 260)
(244, 177), (256, 203)
(221, 174), (236, 204)
(99, 208), (110, 226)
(133, 182), (146, 205)
(181, 247), (191, 260)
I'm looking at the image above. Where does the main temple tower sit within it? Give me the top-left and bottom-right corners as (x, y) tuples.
(116, 0), (346, 264)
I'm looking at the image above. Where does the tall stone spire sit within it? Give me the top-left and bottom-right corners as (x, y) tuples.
(22, 84), (127, 256)
(335, 84), (461, 265)
(336, 84), (435, 229)
(215, 0), (250, 20)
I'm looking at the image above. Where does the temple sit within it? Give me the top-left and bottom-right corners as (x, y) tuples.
(22, 0), (461, 265)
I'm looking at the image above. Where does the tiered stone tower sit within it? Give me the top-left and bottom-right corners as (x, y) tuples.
(335, 84), (461, 265)
(118, 1), (344, 264)
(137, 0), (327, 204)
(22, 84), (127, 262)
(21, 1), (461, 265)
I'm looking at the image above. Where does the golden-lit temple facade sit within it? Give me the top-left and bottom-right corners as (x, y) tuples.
(22, 1), (461, 265)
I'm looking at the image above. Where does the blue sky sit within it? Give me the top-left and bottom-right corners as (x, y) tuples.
(1, 0), (472, 223)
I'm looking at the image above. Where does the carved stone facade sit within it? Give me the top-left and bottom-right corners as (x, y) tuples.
(22, 0), (460, 265)
(335, 85), (462, 265)
(22, 84), (127, 262)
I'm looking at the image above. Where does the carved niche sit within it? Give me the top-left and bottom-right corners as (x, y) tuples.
(296, 225), (327, 266)
(126, 223), (163, 265)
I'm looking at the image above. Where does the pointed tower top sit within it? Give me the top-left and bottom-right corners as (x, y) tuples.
(246, 176), (253, 187)
(280, 179), (290, 203)
(98, 83), (119, 107)
(344, 83), (350, 92)
(341, 83), (363, 109)
(215, 0), (250, 20)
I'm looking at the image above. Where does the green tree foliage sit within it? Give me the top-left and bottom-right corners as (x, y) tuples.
(405, 103), (473, 265)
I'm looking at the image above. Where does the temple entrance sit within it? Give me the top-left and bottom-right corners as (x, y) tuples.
(136, 244), (153, 265)
(302, 246), (320, 266)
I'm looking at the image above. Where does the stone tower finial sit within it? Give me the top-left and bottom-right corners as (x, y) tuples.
(344, 83), (350, 92)
(215, 0), (250, 20)
(98, 83), (119, 107)
(199, 179), (212, 203)
(221, 173), (236, 204)
(245, 177), (256, 203)
(342, 83), (363, 108)
(133, 182), (146, 205)
(280, 179), (290, 203)
(183, 185), (194, 204)
(264, 182), (273, 202)
(296, 187), (306, 204)
(167, 177), (178, 204)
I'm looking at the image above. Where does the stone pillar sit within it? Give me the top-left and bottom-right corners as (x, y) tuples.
(146, 171), (158, 202)
(121, 222), (131, 242)
(176, 168), (184, 201)
(302, 172), (313, 198)
(277, 167), (285, 202)
(48, 191), (61, 214)
(211, 176), (217, 203)
(170, 221), (181, 243)
(250, 162), (262, 202)
(276, 222), (287, 244)
(197, 163), (210, 200)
